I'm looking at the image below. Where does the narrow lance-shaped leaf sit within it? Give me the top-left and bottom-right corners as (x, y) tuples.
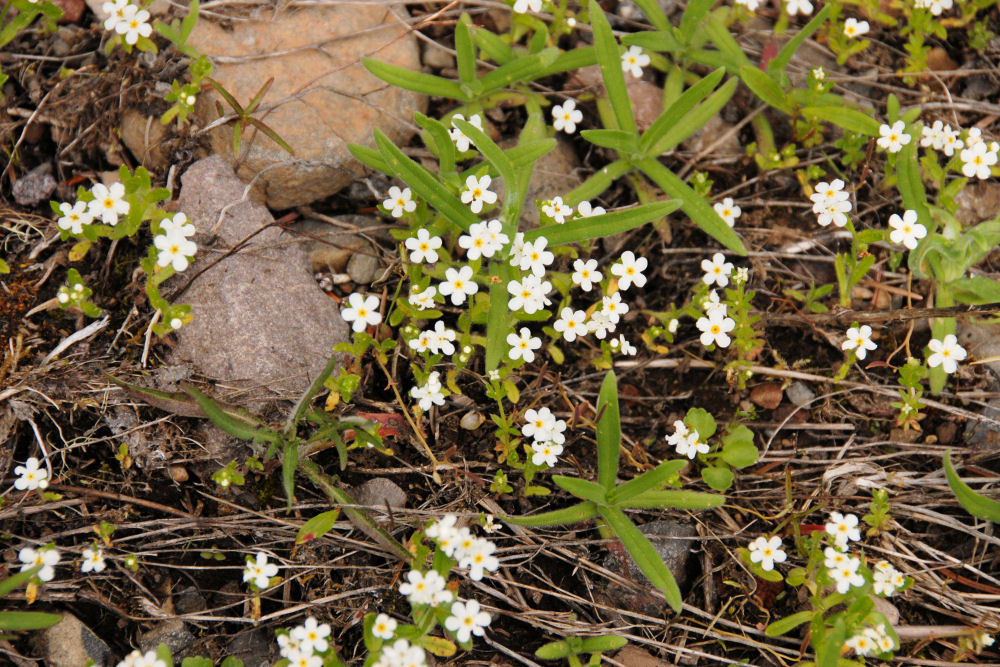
(631, 0), (670, 30)
(596, 371), (621, 491)
(0, 611), (63, 631)
(679, 0), (716, 40)
(553, 476), (608, 504)
(282, 440), (299, 509)
(296, 509), (341, 545)
(455, 15), (477, 87)
(0, 568), (39, 598)
(620, 489), (725, 510)
(502, 501), (600, 527)
(479, 48), (560, 92)
(897, 134), (934, 234)
(363, 58), (470, 101)
(471, 26), (515, 64)
(607, 459), (688, 505)
(415, 112), (457, 176)
(452, 118), (515, 185)
(602, 506), (682, 611)
(589, 3), (636, 135)
(581, 129), (639, 153)
(563, 160), (631, 206)
(183, 386), (281, 443)
(801, 106), (880, 137)
(768, 5), (832, 75)
(640, 67), (726, 153)
(739, 64), (794, 115)
(524, 201), (680, 246)
(944, 450), (1000, 521)
(646, 77), (737, 155)
(765, 611), (813, 637)
(484, 264), (511, 372)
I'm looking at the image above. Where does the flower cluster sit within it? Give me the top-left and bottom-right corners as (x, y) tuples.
(665, 419), (709, 459)
(845, 625), (896, 656)
(410, 371), (446, 411)
(920, 120), (963, 156)
(913, 0), (953, 15)
(809, 179), (851, 228)
(275, 616), (332, 667)
(57, 181), (130, 234)
(522, 407), (568, 467)
(103, 0), (152, 45)
(372, 638), (428, 667)
(696, 288), (736, 349)
(242, 551), (279, 590)
(116, 650), (167, 667)
(154, 213), (198, 273)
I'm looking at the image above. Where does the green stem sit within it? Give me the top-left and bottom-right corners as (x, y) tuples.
(284, 351), (341, 437)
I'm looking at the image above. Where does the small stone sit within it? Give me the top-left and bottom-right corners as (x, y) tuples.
(936, 420), (958, 446)
(174, 586), (207, 614)
(12, 164), (57, 206)
(627, 79), (663, 133)
(226, 629), (278, 667)
(33, 614), (112, 667)
(51, 0), (84, 22)
(421, 43), (455, 70)
(614, 644), (671, 667)
(168, 465), (189, 482)
(872, 596), (899, 626)
(785, 381), (816, 407)
(954, 181), (1000, 225)
(120, 108), (169, 173)
(749, 383), (783, 410)
(346, 251), (381, 285)
(140, 619), (194, 657)
(460, 411), (484, 430)
(600, 521), (696, 616)
(926, 47), (957, 72)
(680, 114), (741, 157)
(353, 477), (407, 510)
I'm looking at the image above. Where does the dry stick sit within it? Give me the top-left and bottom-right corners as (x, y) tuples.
(49, 483), (200, 519)
(757, 301), (1000, 328)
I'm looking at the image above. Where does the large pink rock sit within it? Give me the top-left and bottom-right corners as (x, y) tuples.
(189, 4), (425, 209)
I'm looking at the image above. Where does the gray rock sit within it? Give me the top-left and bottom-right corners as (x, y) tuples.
(958, 320), (1000, 382)
(347, 251), (381, 285)
(954, 181), (1000, 225)
(353, 477), (407, 510)
(226, 628), (279, 667)
(12, 164), (57, 206)
(170, 156), (350, 409)
(785, 381), (817, 407)
(422, 42), (456, 70)
(120, 108), (169, 173)
(33, 614), (111, 667)
(174, 586), (208, 615)
(188, 4), (425, 209)
(140, 619), (194, 657)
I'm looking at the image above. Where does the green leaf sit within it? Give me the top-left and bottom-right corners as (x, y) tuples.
(623, 30), (682, 54)
(649, 76), (737, 155)
(720, 425), (758, 468)
(636, 158), (747, 254)
(0, 569), (39, 598)
(538, 46), (597, 78)
(181, 658), (213, 667)
(640, 67), (726, 154)
(768, 5), (832, 75)
(0, 611), (62, 631)
(183, 387), (281, 444)
(685, 407), (717, 440)
(765, 611), (813, 637)
(0, 258), (9, 274)
(414, 112), (456, 176)
(679, 0), (716, 40)
(621, 489), (725, 509)
(564, 160), (631, 205)
(701, 465), (734, 491)
(282, 440), (299, 509)
(484, 264), (510, 372)
(581, 129), (640, 153)
(801, 106), (880, 137)
(607, 459), (687, 505)
(739, 65), (794, 115)
(535, 641), (571, 659)
(553, 476), (609, 503)
(451, 118), (514, 185)
(220, 657), (244, 667)
(373, 129), (478, 232)
(579, 635), (628, 652)
(455, 15), (477, 87)
(631, 0), (671, 30)
(897, 137), (934, 234)
(479, 48), (560, 92)
(348, 143), (392, 174)
(596, 371), (621, 491)
(502, 501), (600, 527)
(507, 139), (556, 170)
(701, 15), (751, 70)
(944, 450), (1000, 521)
(296, 509), (341, 545)
(602, 507), (682, 611)
(471, 26), (515, 64)
(950, 277), (1000, 305)
(363, 58), (470, 101)
(155, 644), (173, 667)
(246, 117), (294, 155)
(590, 3), (636, 135)
(523, 200), (680, 246)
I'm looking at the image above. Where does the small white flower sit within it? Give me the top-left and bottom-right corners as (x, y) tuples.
(292, 617), (331, 655)
(115, 4), (152, 45)
(444, 598), (491, 643)
(449, 114), (484, 153)
(748, 536), (786, 572)
(554, 306), (589, 342)
(383, 186), (416, 218)
(877, 121), (911, 153)
(609, 334), (637, 355)
(823, 546), (851, 570)
(160, 212), (195, 237)
(13, 457), (49, 491)
(506, 274), (552, 314)
(116, 650), (167, 667)
(154, 230), (198, 272)
(816, 199), (852, 227)
(888, 209), (927, 250)
(915, 0), (952, 15)
(243, 551), (279, 589)
(483, 514), (502, 534)
(398, 569), (448, 606)
(552, 99), (583, 134)
(588, 309), (616, 340)
(507, 327), (542, 363)
(541, 196), (573, 223)
(522, 407), (566, 445)
(734, 0), (760, 11)
(515, 236), (554, 277)
(372, 613), (397, 640)
(828, 554), (865, 593)
(102, 0), (128, 31)
(701, 252), (734, 287)
(810, 179), (850, 213)
(845, 632), (877, 657)
(611, 250), (648, 290)
(439, 265), (479, 305)
(88, 182), (129, 225)
(458, 539), (499, 581)
(842, 325), (877, 360)
(872, 560), (904, 596)
(531, 440), (563, 467)
(960, 141), (998, 180)
(696, 310), (736, 348)
(57, 201), (94, 235)
(921, 120), (945, 150)
(843, 18), (870, 38)
(571, 258), (602, 291)
(621, 46), (650, 78)
(410, 372), (446, 412)
(170, 317), (183, 330)
(668, 318), (679, 334)
(575, 201), (605, 217)
(513, 0), (542, 13)
(460, 174), (498, 214)
(940, 125), (963, 156)
(601, 292), (629, 323)
(927, 334), (967, 374)
(481, 218), (510, 256)
(785, 0), (813, 15)
(341, 293), (382, 332)
(408, 285), (437, 310)
(675, 431), (710, 459)
(713, 197), (741, 227)
(825, 511), (861, 551)
(81, 546), (106, 574)
(734, 267), (749, 285)
(459, 220), (508, 260)
(19, 546), (60, 582)
(812, 66), (825, 81)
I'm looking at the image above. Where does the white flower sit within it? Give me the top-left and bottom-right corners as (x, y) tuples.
(877, 121), (911, 153)
(665, 420), (690, 448)
(966, 127), (984, 146)
(554, 306), (588, 342)
(927, 334), (967, 374)
(459, 220), (508, 260)
(668, 318), (679, 334)
(410, 372), (446, 412)
(960, 141), (998, 180)
(102, 0), (128, 31)
(701, 252), (734, 287)
(57, 201), (94, 235)
(588, 309), (616, 339)
(458, 539), (500, 581)
(845, 632), (877, 657)
(825, 512), (861, 550)
(823, 546), (851, 570)
(921, 120), (945, 150)
(843, 18), (870, 38)
(609, 334), (637, 355)
(408, 285), (437, 310)
(941, 125), (963, 156)
(977, 632), (995, 648)
(409, 331), (434, 357)
(372, 613), (397, 640)
(383, 186), (416, 218)
(713, 197), (741, 227)
(842, 325), (877, 360)
(481, 219), (510, 256)
(81, 546), (106, 574)
(748, 536), (786, 572)
(507, 327), (542, 363)
(872, 560), (905, 596)
(439, 265), (479, 306)
(828, 554), (865, 593)
(531, 440), (563, 467)
(734, 267), (749, 285)
(88, 182), (129, 225)
(602, 292), (629, 323)
(812, 66), (825, 81)
(513, 0), (542, 13)
(809, 179), (850, 213)
(341, 293), (382, 332)
(541, 196), (573, 223)
(888, 209), (927, 250)
(431, 320), (457, 356)
(292, 617), (331, 655)
(154, 230), (198, 272)
(19, 546), (60, 582)
(552, 99), (583, 134)
(116, 650), (167, 667)
(785, 0), (813, 15)
(734, 0), (760, 11)
(816, 199), (852, 227)
(160, 212), (194, 237)
(115, 4), (152, 45)
(398, 569), (448, 606)
(621, 46), (650, 78)
(515, 236), (554, 277)
(13, 457), (49, 491)
(374, 639), (426, 667)
(506, 274), (552, 314)
(429, 516), (461, 557)
(571, 259), (602, 291)
(522, 407), (566, 445)
(696, 310), (736, 348)
(611, 250), (648, 290)
(576, 201), (606, 217)
(483, 514), (502, 534)
(449, 114), (484, 153)
(675, 431), (710, 459)
(243, 552), (279, 589)
(915, 0), (952, 15)
(460, 174), (498, 214)
(869, 625), (896, 652)
(444, 599), (491, 643)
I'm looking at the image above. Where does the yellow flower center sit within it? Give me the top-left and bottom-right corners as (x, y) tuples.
(710, 324), (721, 334)
(103, 198), (114, 208)
(397, 198), (405, 207)
(472, 188), (482, 198)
